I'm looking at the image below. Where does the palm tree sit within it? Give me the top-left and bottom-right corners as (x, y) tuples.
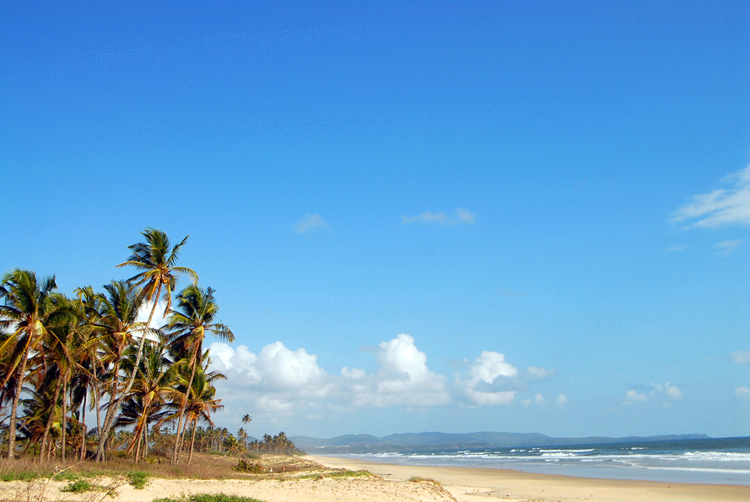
(0, 270), (60, 459)
(165, 285), (233, 464)
(115, 228), (196, 463)
(118, 338), (178, 462)
(242, 414), (252, 426)
(93, 280), (146, 461)
(182, 366), (224, 463)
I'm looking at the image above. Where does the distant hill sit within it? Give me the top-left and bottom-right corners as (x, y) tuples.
(291, 431), (710, 454)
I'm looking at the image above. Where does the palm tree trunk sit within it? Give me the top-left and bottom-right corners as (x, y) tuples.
(7, 346), (30, 460)
(61, 379), (68, 462)
(79, 391), (87, 461)
(96, 286), (161, 462)
(187, 419), (197, 464)
(40, 377), (63, 461)
(171, 352), (198, 465)
(141, 420), (148, 460)
(142, 420), (149, 460)
(95, 361), (121, 461)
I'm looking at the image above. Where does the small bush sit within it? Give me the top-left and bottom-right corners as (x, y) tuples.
(232, 459), (264, 474)
(127, 470), (149, 489)
(153, 495), (264, 502)
(408, 476), (442, 486)
(1, 471), (38, 482)
(61, 479), (93, 493)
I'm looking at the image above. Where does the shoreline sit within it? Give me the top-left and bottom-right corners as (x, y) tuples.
(307, 454), (750, 501)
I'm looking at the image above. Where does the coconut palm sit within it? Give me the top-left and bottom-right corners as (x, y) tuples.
(0, 270), (60, 459)
(165, 285), (233, 464)
(182, 366), (224, 463)
(93, 280), (147, 460)
(114, 228), (196, 462)
(118, 338), (178, 462)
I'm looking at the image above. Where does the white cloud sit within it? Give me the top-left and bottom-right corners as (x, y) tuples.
(715, 239), (743, 257)
(652, 382), (683, 400)
(555, 394), (568, 406)
(535, 393), (544, 404)
(672, 165), (750, 229)
(458, 351), (519, 406)
(363, 334), (450, 407)
(525, 366), (556, 380)
(208, 341), (332, 414)
(341, 367), (366, 379)
(402, 208), (476, 226)
(136, 300), (168, 329)
(735, 387), (750, 400)
(209, 336), (559, 419)
(731, 351), (750, 365)
(294, 213), (328, 235)
(624, 390), (648, 404)
(468, 351), (519, 383)
(624, 383), (682, 405)
(665, 245), (688, 253)
(455, 208), (476, 224)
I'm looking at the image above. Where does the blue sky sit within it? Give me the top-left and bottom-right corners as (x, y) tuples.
(2, 1), (750, 439)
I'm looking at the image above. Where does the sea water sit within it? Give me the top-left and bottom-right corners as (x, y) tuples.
(331, 436), (750, 486)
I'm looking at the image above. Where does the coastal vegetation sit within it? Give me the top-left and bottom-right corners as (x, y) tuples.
(0, 228), (244, 466)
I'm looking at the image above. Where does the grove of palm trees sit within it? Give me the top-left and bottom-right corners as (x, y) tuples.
(0, 228), (240, 465)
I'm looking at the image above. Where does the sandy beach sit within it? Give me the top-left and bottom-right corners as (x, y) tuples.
(3, 454), (749, 502)
(308, 454), (750, 502)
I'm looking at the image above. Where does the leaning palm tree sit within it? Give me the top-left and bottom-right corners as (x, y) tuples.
(165, 285), (233, 464)
(93, 280), (146, 461)
(109, 229), (196, 462)
(0, 270), (60, 459)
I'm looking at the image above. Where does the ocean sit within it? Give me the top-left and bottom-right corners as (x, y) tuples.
(329, 436), (750, 486)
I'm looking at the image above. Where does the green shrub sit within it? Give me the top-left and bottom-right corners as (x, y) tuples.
(127, 470), (149, 489)
(153, 495), (264, 502)
(232, 459), (264, 474)
(61, 479), (93, 493)
(1, 471), (38, 482)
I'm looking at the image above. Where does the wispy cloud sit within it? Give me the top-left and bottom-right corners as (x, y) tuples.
(735, 387), (750, 400)
(672, 165), (750, 229)
(495, 288), (530, 298)
(402, 208), (476, 226)
(715, 239), (742, 257)
(665, 245), (688, 253)
(731, 351), (750, 365)
(294, 214), (328, 235)
(623, 382), (682, 405)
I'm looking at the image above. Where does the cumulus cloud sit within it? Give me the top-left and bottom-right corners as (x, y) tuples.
(715, 240), (743, 257)
(731, 351), (750, 365)
(672, 165), (750, 229)
(402, 208), (476, 226)
(294, 214), (328, 235)
(555, 394), (568, 406)
(735, 387), (750, 400)
(362, 334), (451, 407)
(624, 390), (649, 404)
(209, 341), (332, 414)
(209, 336), (559, 418)
(457, 351), (519, 406)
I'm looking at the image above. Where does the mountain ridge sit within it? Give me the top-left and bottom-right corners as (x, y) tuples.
(291, 431), (710, 454)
